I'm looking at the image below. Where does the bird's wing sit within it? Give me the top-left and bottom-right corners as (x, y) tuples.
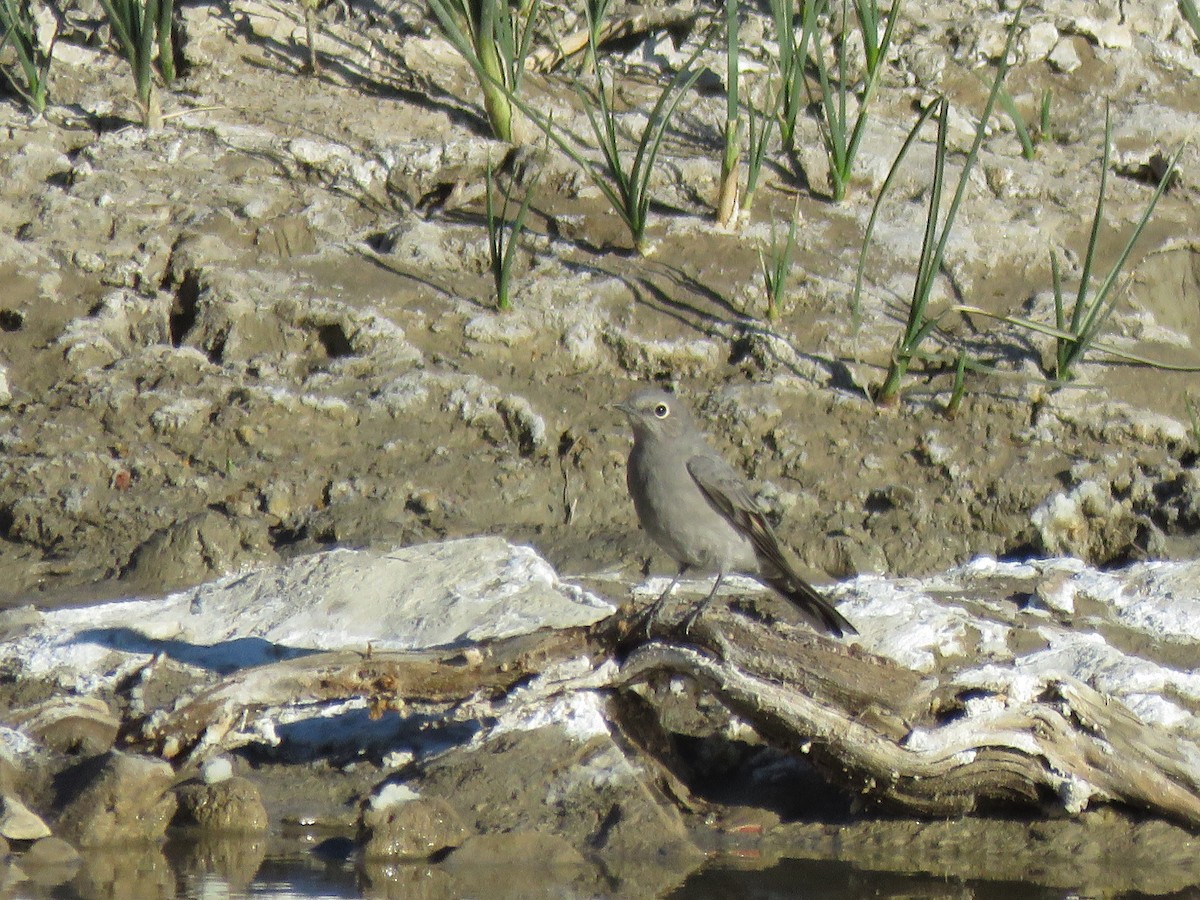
(685, 454), (789, 570)
(687, 454), (857, 637)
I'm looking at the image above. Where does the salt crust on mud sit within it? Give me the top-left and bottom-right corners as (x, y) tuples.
(633, 555), (1200, 740)
(2, 542), (1198, 758)
(0, 537), (612, 690)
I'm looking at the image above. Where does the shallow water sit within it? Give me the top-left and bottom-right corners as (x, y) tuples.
(6, 845), (1132, 899)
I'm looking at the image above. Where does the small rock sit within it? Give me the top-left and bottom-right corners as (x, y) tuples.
(359, 793), (471, 860)
(239, 0), (290, 41)
(55, 752), (176, 847)
(174, 776), (269, 833)
(1024, 20), (1059, 60)
(201, 757), (233, 785)
(1048, 38), (1082, 73)
(0, 796), (50, 841)
(1075, 16), (1132, 48)
(1033, 570), (1075, 616)
(8, 696), (119, 756)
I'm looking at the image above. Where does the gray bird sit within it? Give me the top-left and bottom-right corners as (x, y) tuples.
(616, 387), (856, 637)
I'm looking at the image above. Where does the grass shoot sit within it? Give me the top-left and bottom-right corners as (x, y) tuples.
(96, 0), (176, 127)
(742, 88), (776, 217)
(427, 0), (542, 143)
(759, 203), (799, 322)
(1049, 106), (1181, 381)
(508, 21), (709, 254)
(485, 155), (540, 311)
(716, 0), (741, 227)
(862, 0), (1024, 404)
(0, 0), (55, 115)
(808, 0), (904, 201)
(300, 0), (321, 75)
(765, 0), (811, 153)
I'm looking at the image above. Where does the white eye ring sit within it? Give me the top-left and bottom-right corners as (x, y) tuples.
(653, 403), (669, 418)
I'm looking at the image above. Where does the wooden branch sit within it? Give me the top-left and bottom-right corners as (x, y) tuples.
(129, 599), (1200, 828)
(134, 628), (597, 763)
(618, 605), (1200, 827)
(526, 7), (700, 73)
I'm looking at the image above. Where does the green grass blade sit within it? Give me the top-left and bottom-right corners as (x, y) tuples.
(158, 0), (174, 83)
(954, 304), (1200, 373)
(991, 77), (1035, 159)
(97, 0), (139, 64)
(925, 0), (1024, 284)
(0, 0), (52, 112)
(1069, 103), (1111, 336)
(851, 96), (941, 330)
(855, 0), (879, 73)
(484, 158), (506, 309)
(502, 24), (708, 253)
(137, 0), (157, 104)
(909, 99), (948, 320)
(840, 0), (903, 185)
(1180, 0), (1200, 45)
(1050, 250), (1067, 375)
(573, 80), (637, 233)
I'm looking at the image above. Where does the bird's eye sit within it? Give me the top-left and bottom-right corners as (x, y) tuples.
(653, 403), (669, 418)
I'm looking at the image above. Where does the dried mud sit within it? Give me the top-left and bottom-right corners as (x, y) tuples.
(1, 0), (1199, 608)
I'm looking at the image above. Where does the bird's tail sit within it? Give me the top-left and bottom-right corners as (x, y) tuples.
(763, 572), (857, 638)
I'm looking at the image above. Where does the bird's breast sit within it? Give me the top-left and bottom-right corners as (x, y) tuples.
(627, 443), (755, 572)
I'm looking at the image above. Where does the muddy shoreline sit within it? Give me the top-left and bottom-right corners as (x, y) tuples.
(3, 543), (1200, 896)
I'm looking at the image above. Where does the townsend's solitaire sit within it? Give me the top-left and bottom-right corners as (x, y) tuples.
(617, 388), (856, 637)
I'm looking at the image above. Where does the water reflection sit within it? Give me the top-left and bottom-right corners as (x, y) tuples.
(167, 831), (268, 895)
(0, 836), (1126, 899)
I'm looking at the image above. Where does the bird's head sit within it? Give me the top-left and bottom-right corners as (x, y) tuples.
(614, 388), (692, 442)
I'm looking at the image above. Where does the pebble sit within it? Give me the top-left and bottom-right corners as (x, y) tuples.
(0, 797), (50, 841)
(201, 757), (233, 785)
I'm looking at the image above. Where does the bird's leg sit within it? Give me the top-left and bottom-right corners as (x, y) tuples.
(637, 564), (688, 636)
(680, 571), (724, 635)
(659, 565), (687, 603)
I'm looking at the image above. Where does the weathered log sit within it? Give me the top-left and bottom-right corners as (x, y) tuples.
(619, 603), (1200, 827)
(133, 599), (1200, 828)
(135, 628), (600, 763)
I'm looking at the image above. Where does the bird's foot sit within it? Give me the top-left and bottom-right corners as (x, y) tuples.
(678, 599), (710, 637)
(631, 597), (669, 640)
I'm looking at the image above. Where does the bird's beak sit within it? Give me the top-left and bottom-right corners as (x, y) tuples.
(611, 402), (634, 417)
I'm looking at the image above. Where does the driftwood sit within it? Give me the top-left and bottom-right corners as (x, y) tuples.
(526, 7), (701, 73)
(620, 609), (1200, 826)
(134, 601), (1200, 828)
(136, 629), (602, 762)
